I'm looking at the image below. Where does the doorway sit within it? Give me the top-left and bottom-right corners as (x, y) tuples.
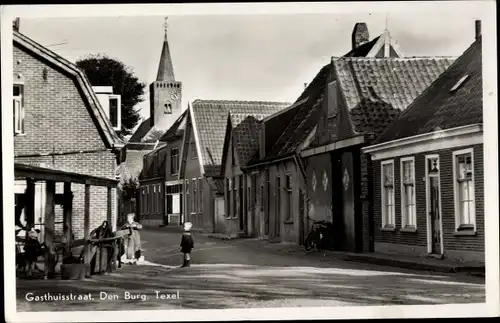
(426, 155), (443, 256)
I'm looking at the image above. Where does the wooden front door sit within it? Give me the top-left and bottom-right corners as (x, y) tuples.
(429, 176), (442, 254)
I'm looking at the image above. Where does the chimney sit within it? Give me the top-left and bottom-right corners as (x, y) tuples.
(475, 20), (481, 41)
(13, 17), (20, 32)
(304, 83), (308, 89)
(352, 22), (369, 49)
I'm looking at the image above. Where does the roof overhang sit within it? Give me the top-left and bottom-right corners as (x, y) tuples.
(15, 163), (119, 187)
(363, 124), (483, 161)
(188, 101), (206, 176)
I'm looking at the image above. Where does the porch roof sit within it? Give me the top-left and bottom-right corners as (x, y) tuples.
(14, 163), (119, 187)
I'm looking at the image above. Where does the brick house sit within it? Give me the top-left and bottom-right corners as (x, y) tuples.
(219, 106), (290, 236)
(178, 100), (289, 233)
(244, 22), (416, 245)
(363, 23), (483, 262)
(138, 111), (186, 227)
(13, 29), (124, 238)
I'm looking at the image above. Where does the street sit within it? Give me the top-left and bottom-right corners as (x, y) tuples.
(16, 228), (485, 311)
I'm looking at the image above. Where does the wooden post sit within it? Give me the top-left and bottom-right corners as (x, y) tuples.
(63, 182), (73, 259)
(107, 187), (112, 226)
(44, 180), (56, 279)
(25, 178), (36, 226)
(83, 183), (91, 277)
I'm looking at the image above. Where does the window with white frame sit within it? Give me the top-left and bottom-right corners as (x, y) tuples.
(401, 157), (416, 229)
(285, 174), (293, 221)
(381, 160), (395, 228)
(141, 187), (145, 214)
(185, 180), (190, 214)
(145, 186), (149, 215)
(198, 178), (203, 213)
(109, 94), (121, 130)
(154, 184), (157, 214)
(453, 149), (475, 231)
(233, 177), (238, 217)
(13, 84), (25, 135)
(192, 179), (197, 214)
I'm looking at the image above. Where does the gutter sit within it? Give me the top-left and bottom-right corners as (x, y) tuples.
(241, 154), (294, 170)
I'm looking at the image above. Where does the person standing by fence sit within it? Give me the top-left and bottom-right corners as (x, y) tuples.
(122, 213), (143, 264)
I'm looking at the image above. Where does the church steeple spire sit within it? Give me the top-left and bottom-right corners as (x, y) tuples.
(156, 17), (175, 81)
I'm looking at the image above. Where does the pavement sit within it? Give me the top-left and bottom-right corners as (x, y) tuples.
(16, 227), (485, 311)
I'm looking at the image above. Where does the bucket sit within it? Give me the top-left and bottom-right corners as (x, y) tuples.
(61, 263), (87, 280)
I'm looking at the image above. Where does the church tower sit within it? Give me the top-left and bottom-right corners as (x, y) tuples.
(149, 17), (183, 130)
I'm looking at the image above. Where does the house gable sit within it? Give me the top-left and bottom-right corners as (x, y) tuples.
(13, 43), (113, 158)
(178, 107), (203, 180)
(13, 31), (122, 151)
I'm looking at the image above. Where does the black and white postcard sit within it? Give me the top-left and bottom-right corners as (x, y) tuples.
(1, 1), (498, 322)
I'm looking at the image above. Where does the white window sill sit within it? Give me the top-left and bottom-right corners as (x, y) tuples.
(380, 226), (396, 232)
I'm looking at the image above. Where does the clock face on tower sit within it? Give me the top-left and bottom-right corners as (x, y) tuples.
(170, 89), (181, 101)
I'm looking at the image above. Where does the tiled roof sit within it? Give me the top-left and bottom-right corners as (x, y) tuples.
(334, 56), (455, 138)
(334, 57), (455, 112)
(375, 39), (482, 143)
(160, 110), (187, 142)
(231, 113), (264, 166)
(128, 119), (152, 143)
(263, 64), (331, 160)
(191, 100), (290, 177)
(254, 30), (404, 163)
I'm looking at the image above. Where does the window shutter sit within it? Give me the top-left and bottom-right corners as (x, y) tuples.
(328, 81), (337, 118)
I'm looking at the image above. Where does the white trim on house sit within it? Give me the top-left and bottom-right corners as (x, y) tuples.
(108, 94), (122, 131)
(364, 124), (483, 160)
(301, 135), (365, 158)
(380, 159), (396, 229)
(400, 156), (416, 230)
(165, 179), (183, 186)
(188, 102), (205, 176)
(366, 30), (405, 58)
(297, 125), (318, 152)
(424, 154), (444, 255)
(452, 147), (477, 232)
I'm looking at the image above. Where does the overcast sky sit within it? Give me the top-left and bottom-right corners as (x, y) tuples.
(13, 4), (487, 132)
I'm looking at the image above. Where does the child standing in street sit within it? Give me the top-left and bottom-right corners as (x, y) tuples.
(180, 222), (194, 267)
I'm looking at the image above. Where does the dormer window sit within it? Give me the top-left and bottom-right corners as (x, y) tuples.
(109, 95), (121, 131)
(450, 75), (470, 93)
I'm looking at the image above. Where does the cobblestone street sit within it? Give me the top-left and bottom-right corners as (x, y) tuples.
(16, 228), (485, 311)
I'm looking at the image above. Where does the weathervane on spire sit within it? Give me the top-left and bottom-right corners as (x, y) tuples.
(385, 13), (389, 31)
(164, 17), (169, 33)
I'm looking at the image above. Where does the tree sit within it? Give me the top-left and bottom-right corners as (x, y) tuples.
(76, 54), (145, 138)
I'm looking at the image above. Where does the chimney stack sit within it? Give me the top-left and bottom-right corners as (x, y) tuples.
(304, 83), (308, 89)
(13, 17), (20, 32)
(475, 20), (481, 41)
(352, 22), (369, 50)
